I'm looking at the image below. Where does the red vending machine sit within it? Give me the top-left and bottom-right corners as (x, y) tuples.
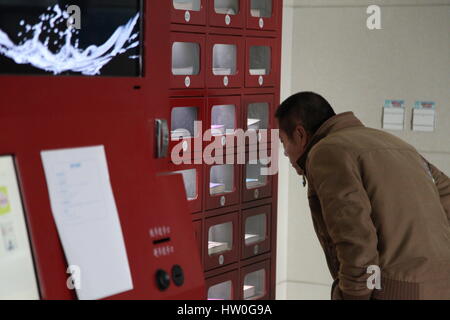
(0, 0), (282, 300)
(0, 0), (205, 300)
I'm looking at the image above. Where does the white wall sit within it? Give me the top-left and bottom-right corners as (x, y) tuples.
(277, 0), (450, 300)
(275, 0), (294, 300)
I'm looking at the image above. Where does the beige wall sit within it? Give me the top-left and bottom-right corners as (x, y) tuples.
(277, 0), (450, 300)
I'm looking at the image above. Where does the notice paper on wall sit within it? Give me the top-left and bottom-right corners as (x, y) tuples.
(41, 146), (133, 300)
(412, 101), (436, 132)
(382, 100), (405, 130)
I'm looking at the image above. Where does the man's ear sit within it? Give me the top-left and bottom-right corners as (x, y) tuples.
(294, 124), (308, 148)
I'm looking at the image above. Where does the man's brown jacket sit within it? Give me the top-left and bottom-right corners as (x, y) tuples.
(297, 112), (450, 300)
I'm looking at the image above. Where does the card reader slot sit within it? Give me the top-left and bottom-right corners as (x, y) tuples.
(153, 237), (171, 245)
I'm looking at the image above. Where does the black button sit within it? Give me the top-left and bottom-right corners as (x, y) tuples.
(171, 265), (184, 287)
(155, 269), (170, 291)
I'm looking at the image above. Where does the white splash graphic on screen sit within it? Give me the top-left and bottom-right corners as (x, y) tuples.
(0, 5), (140, 75)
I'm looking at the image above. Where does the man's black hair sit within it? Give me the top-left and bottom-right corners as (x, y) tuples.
(275, 92), (336, 137)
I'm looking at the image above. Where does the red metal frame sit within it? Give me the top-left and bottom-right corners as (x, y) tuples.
(170, 32), (206, 89)
(239, 259), (271, 300)
(245, 37), (277, 88)
(167, 162), (203, 214)
(208, 0), (245, 29)
(242, 93), (275, 146)
(204, 212), (239, 270)
(168, 97), (205, 160)
(246, 0), (279, 31)
(205, 95), (242, 155)
(206, 35), (245, 89)
(193, 219), (203, 259)
(204, 159), (240, 211)
(205, 269), (239, 300)
(242, 153), (273, 202)
(171, 0), (207, 25)
(241, 205), (271, 259)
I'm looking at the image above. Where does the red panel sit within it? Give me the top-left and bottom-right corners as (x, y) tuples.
(241, 205), (271, 259)
(239, 259), (270, 300)
(205, 269), (239, 300)
(246, 0), (279, 31)
(245, 38), (277, 88)
(170, 33), (206, 89)
(208, 0), (245, 29)
(0, 112), (206, 299)
(168, 97), (205, 160)
(171, 0), (206, 25)
(206, 35), (244, 89)
(204, 160), (240, 210)
(0, 0), (209, 299)
(193, 220), (203, 259)
(143, 174), (206, 300)
(204, 212), (239, 270)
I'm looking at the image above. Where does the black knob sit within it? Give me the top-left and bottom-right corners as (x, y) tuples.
(171, 265), (184, 287)
(155, 269), (170, 291)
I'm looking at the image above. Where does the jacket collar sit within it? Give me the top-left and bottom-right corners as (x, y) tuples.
(296, 112), (364, 174)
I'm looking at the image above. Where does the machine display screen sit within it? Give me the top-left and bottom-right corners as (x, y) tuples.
(0, 156), (40, 300)
(0, 0), (142, 77)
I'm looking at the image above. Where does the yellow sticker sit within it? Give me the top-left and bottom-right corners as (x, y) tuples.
(0, 186), (11, 215)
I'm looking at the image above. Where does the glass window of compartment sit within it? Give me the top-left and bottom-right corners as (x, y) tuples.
(243, 269), (266, 300)
(172, 42), (200, 75)
(245, 163), (268, 189)
(171, 169), (198, 201)
(208, 222), (233, 256)
(250, 0), (272, 18)
(213, 44), (237, 76)
(244, 214), (267, 245)
(214, 0), (239, 15)
(173, 0), (201, 11)
(247, 102), (269, 130)
(210, 165), (234, 195)
(171, 107), (199, 140)
(249, 46), (271, 76)
(208, 280), (232, 300)
(211, 105), (236, 136)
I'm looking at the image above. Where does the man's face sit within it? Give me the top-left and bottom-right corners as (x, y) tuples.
(279, 127), (308, 175)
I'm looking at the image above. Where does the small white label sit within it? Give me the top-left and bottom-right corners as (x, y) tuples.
(258, 132), (262, 142)
(259, 18), (264, 29)
(185, 11), (191, 22)
(258, 76), (264, 86)
(185, 76), (191, 87)
(219, 255), (224, 265)
(225, 14), (231, 25)
(221, 135), (226, 146)
(254, 189), (259, 199)
(254, 245), (259, 255)
(220, 196), (226, 206)
(223, 76), (229, 87)
(182, 141), (188, 152)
